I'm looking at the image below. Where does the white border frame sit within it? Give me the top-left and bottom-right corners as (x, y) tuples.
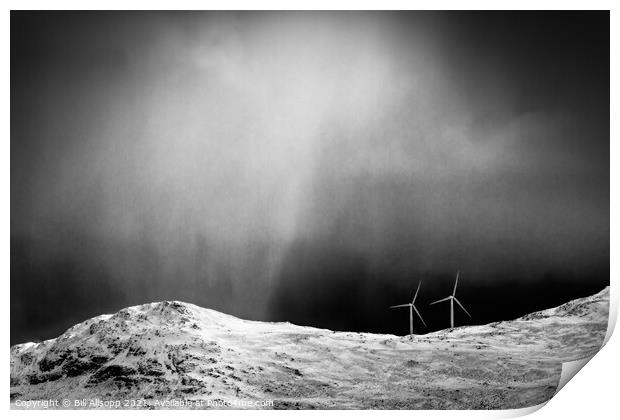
(3, 2), (616, 419)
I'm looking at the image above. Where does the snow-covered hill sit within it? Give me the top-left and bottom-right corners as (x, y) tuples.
(10, 287), (609, 409)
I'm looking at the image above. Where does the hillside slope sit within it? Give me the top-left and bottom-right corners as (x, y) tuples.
(10, 287), (609, 409)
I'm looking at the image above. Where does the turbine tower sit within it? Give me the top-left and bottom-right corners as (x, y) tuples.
(429, 271), (471, 328)
(389, 281), (427, 336)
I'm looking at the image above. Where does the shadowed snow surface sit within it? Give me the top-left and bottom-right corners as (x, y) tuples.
(10, 287), (609, 409)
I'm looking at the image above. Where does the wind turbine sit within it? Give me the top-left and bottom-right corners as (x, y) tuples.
(389, 281), (427, 336)
(429, 271), (471, 328)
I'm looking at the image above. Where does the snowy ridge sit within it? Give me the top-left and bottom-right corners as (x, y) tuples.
(10, 287), (609, 409)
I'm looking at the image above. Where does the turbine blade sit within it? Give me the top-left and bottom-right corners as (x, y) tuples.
(453, 271), (460, 296)
(429, 296), (451, 305)
(389, 304), (410, 309)
(413, 305), (427, 328)
(454, 297), (472, 318)
(412, 281), (421, 304)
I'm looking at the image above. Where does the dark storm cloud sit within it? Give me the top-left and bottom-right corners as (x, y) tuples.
(11, 11), (608, 343)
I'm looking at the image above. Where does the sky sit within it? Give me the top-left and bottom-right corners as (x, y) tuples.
(11, 11), (609, 343)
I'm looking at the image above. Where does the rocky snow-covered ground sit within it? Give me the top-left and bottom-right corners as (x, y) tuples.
(10, 287), (609, 409)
